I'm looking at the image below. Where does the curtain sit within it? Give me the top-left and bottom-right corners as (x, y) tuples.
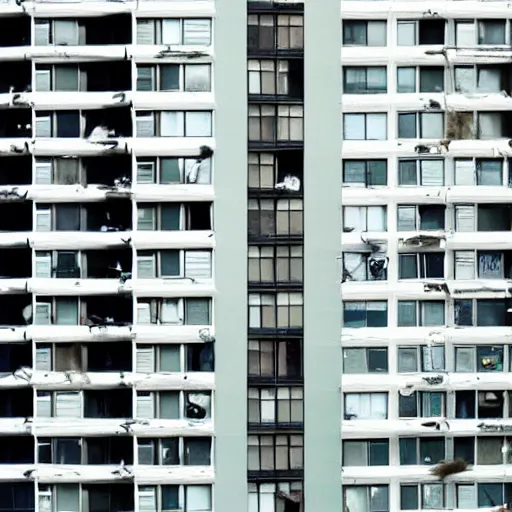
(478, 113), (502, 139)
(478, 160), (502, 185)
(421, 160), (444, 186)
(185, 111), (212, 137)
(343, 114), (365, 140)
(478, 68), (501, 92)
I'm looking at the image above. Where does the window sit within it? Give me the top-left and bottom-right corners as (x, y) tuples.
(136, 18), (212, 46)
(135, 111), (213, 137)
(36, 391), (82, 418)
(343, 21), (387, 46)
(400, 437), (445, 466)
(248, 387), (303, 425)
(136, 344), (181, 373)
(454, 299), (508, 326)
(454, 345), (504, 372)
(397, 346), (445, 372)
(136, 63), (211, 93)
(138, 485), (212, 512)
(35, 64), (80, 92)
(248, 434), (303, 472)
(137, 437), (211, 466)
(343, 113), (387, 140)
(343, 67), (387, 94)
(454, 251), (506, 280)
(397, 112), (444, 139)
(343, 348), (388, 373)
(136, 250), (211, 279)
(137, 298), (212, 326)
(35, 111), (81, 138)
(401, 484), (444, 510)
(248, 340), (302, 380)
(342, 253), (387, 282)
(248, 293), (303, 330)
(399, 392), (446, 418)
(247, 14), (304, 50)
(35, 19), (80, 46)
(398, 253), (444, 279)
(397, 300), (445, 327)
(343, 301), (387, 328)
(136, 157), (212, 185)
(248, 483), (303, 512)
(397, 19), (445, 45)
(344, 486), (389, 512)
(343, 206), (387, 232)
(455, 204), (511, 232)
(248, 199), (303, 238)
(137, 203), (212, 231)
(343, 440), (389, 466)
(344, 392), (388, 420)
(343, 160), (387, 187)
(34, 297), (79, 325)
(0, 483), (35, 512)
(454, 158), (503, 186)
(248, 60), (291, 95)
(397, 67), (444, 93)
(38, 438), (81, 464)
(398, 159), (444, 186)
(248, 105), (303, 142)
(248, 246), (303, 284)
(397, 205), (445, 231)
(456, 483), (512, 509)
(34, 158), (80, 185)
(456, 19), (507, 46)
(454, 65), (504, 94)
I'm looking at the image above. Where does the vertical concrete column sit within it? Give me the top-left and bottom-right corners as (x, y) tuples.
(303, 0), (343, 509)
(213, 0), (248, 510)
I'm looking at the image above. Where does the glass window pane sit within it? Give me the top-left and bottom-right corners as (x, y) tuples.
(160, 158), (181, 183)
(398, 113), (416, 138)
(397, 67), (416, 93)
(54, 66), (79, 91)
(397, 22), (416, 46)
(185, 65), (211, 92)
(160, 65), (180, 91)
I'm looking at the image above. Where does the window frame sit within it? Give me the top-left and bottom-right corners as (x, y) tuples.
(248, 198), (304, 238)
(135, 110), (213, 138)
(344, 485), (390, 512)
(342, 159), (388, 187)
(137, 484), (212, 512)
(397, 300), (446, 327)
(343, 300), (388, 328)
(396, 66), (445, 93)
(136, 297), (212, 326)
(397, 204), (446, 231)
(453, 158), (504, 186)
(400, 483), (445, 510)
(343, 392), (389, 420)
(398, 252), (445, 279)
(342, 439), (390, 467)
(398, 392), (446, 419)
(342, 66), (388, 94)
(342, 20), (387, 47)
(248, 59), (290, 96)
(136, 18), (213, 46)
(397, 158), (445, 186)
(247, 434), (304, 472)
(136, 63), (212, 93)
(342, 347), (388, 374)
(343, 113), (388, 141)
(397, 345), (446, 373)
(247, 386), (304, 426)
(397, 111), (445, 139)
(248, 339), (303, 381)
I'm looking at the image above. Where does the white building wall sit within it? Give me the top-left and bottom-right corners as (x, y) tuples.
(341, 1), (512, 511)
(0, 1), (216, 510)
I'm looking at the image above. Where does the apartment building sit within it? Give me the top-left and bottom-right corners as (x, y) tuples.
(0, 1), (342, 512)
(342, 1), (512, 511)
